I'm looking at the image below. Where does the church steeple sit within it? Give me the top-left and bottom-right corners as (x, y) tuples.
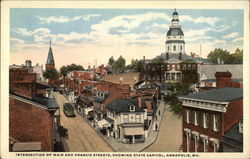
(46, 40), (55, 70)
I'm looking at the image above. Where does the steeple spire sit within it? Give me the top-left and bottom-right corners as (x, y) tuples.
(46, 40), (55, 70)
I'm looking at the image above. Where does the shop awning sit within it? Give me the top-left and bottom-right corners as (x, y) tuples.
(12, 142), (41, 151)
(97, 119), (111, 129)
(123, 127), (144, 136)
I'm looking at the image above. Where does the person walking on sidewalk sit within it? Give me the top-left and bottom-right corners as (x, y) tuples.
(155, 123), (158, 131)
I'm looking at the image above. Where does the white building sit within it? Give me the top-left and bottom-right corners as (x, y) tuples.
(106, 99), (146, 144)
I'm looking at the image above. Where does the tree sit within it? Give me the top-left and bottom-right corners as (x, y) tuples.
(59, 63), (84, 77)
(43, 69), (59, 86)
(227, 48), (243, 64)
(163, 82), (196, 116)
(207, 48), (230, 64)
(112, 55), (126, 73)
(152, 57), (165, 63)
(108, 56), (115, 66)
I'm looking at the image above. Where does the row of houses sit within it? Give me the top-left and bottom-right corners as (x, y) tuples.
(61, 70), (159, 144)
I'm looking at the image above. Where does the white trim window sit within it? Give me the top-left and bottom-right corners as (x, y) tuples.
(123, 114), (129, 123)
(194, 111), (198, 126)
(213, 114), (219, 132)
(186, 110), (190, 123)
(203, 113), (209, 129)
(135, 114), (141, 123)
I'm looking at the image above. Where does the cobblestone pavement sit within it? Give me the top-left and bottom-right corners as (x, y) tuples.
(98, 100), (166, 152)
(54, 92), (113, 152)
(144, 104), (182, 152)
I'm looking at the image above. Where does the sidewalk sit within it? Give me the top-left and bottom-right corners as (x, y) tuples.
(63, 91), (166, 152)
(99, 100), (166, 152)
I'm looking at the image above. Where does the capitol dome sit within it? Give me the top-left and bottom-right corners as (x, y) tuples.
(167, 28), (184, 36)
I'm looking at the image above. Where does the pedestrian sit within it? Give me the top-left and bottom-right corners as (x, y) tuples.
(155, 115), (157, 121)
(155, 123), (158, 131)
(158, 110), (161, 116)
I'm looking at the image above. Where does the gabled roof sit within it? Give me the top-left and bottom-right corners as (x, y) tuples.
(180, 87), (243, 102)
(199, 64), (243, 80)
(107, 99), (144, 113)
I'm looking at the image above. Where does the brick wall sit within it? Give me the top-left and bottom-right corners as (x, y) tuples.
(104, 73), (139, 91)
(215, 72), (232, 88)
(9, 97), (54, 151)
(223, 99), (243, 132)
(10, 68), (36, 99)
(45, 64), (55, 70)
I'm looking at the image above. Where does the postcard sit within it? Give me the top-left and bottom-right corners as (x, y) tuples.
(1, 1), (249, 159)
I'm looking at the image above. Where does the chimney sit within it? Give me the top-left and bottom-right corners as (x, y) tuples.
(215, 71), (232, 88)
(137, 95), (142, 108)
(179, 53), (182, 60)
(143, 56), (145, 60)
(166, 52), (169, 60)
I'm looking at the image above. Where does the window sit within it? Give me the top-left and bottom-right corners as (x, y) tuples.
(123, 114), (128, 123)
(135, 114), (141, 123)
(180, 45), (182, 51)
(168, 46), (170, 51)
(203, 113), (209, 129)
(130, 105), (135, 111)
(167, 65), (171, 70)
(174, 36), (176, 39)
(213, 114), (220, 132)
(186, 110), (190, 123)
(194, 111), (198, 126)
(173, 45), (176, 51)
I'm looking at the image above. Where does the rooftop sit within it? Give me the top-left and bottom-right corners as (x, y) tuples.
(180, 87), (243, 102)
(107, 98), (144, 113)
(221, 122), (243, 151)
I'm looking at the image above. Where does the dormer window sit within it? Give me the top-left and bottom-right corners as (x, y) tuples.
(130, 104), (135, 112)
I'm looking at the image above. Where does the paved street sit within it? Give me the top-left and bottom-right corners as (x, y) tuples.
(144, 104), (182, 152)
(54, 92), (113, 152)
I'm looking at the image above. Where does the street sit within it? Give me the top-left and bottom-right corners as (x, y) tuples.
(144, 104), (182, 152)
(54, 92), (114, 152)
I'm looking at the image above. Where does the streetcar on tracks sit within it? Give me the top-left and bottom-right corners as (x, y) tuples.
(63, 103), (75, 117)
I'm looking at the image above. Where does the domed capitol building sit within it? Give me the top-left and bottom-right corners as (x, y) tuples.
(139, 9), (203, 83)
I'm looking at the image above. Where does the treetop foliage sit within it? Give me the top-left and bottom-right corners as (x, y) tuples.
(59, 64), (84, 76)
(207, 48), (243, 64)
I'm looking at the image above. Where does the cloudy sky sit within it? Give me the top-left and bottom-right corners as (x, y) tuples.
(10, 8), (243, 69)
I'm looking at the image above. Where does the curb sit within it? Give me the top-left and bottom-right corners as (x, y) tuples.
(61, 93), (116, 152)
(140, 101), (166, 152)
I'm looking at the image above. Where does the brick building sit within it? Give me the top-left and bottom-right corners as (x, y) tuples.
(139, 10), (206, 84)
(9, 68), (59, 151)
(104, 73), (139, 91)
(179, 72), (243, 152)
(92, 81), (131, 117)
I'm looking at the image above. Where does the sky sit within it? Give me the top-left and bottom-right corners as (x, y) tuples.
(10, 8), (243, 69)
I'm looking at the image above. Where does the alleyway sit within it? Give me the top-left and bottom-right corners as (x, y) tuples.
(144, 104), (182, 152)
(54, 92), (113, 152)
